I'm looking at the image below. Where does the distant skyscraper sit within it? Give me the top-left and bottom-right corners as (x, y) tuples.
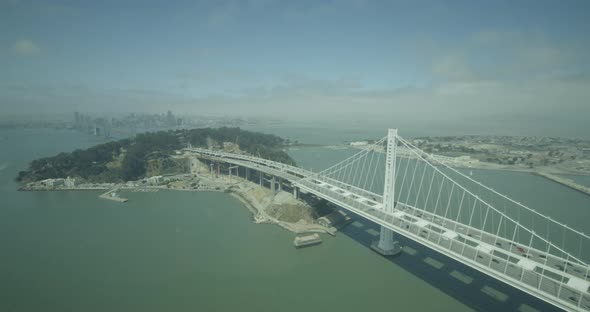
(166, 110), (176, 127)
(74, 112), (80, 127)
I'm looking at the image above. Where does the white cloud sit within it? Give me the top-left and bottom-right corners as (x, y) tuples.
(207, 1), (240, 28)
(432, 55), (473, 82)
(423, 30), (590, 84)
(12, 39), (40, 55)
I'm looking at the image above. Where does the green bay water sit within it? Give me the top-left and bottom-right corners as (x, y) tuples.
(1, 128), (589, 311)
(0, 129), (471, 311)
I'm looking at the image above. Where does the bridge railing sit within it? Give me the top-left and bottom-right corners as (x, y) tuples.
(394, 136), (590, 267)
(296, 177), (590, 311)
(184, 141), (590, 311)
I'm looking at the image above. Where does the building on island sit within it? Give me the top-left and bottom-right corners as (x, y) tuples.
(64, 176), (77, 188)
(41, 178), (64, 188)
(350, 141), (369, 146)
(146, 175), (163, 185)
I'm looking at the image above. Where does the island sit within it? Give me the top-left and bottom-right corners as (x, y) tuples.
(16, 127), (347, 235)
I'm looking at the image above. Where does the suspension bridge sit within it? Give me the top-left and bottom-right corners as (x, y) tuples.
(185, 129), (590, 312)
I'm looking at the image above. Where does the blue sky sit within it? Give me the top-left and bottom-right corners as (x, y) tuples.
(1, 0), (589, 126)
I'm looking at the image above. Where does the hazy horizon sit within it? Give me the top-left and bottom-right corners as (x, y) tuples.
(1, 1), (589, 135)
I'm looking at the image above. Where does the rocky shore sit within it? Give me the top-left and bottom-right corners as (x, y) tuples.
(226, 179), (334, 235)
(19, 165), (333, 235)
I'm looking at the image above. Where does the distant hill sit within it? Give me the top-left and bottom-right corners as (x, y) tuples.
(16, 127), (295, 183)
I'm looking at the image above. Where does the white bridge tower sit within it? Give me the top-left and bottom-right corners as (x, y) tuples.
(371, 128), (402, 256)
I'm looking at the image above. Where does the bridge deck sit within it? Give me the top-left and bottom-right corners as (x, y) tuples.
(184, 148), (590, 311)
(296, 177), (590, 311)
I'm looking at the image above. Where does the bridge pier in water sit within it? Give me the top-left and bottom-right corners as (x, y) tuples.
(371, 227), (399, 256)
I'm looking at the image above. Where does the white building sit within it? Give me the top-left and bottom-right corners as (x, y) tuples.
(64, 176), (77, 188)
(42, 178), (64, 188)
(146, 175), (163, 185)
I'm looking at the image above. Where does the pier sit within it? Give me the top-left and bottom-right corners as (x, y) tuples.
(534, 171), (590, 196)
(99, 189), (128, 202)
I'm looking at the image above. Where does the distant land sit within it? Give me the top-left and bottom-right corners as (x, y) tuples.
(343, 135), (590, 196)
(409, 135), (590, 176)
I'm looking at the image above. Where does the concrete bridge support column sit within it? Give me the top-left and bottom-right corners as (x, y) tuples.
(270, 176), (276, 193)
(259, 172), (263, 186)
(228, 165), (238, 182)
(372, 227), (398, 255)
(293, 186), (298, 199)
(371, 129), (401, 257)
(278, 179), (282, 192)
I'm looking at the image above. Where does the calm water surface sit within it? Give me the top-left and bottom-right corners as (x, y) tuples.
(0, 129), (471, 311)
(1, 128), (589, 311)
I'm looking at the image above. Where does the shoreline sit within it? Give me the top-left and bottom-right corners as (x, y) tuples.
(18, 173), (333, 235)
(442, 164), (590, 196)
(343, 144), (590, 176)
(532, 172), (590, 196)
(227, 191), (334, 235)
(341, 145), (590, 196)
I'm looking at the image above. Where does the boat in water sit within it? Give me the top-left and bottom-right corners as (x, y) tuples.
(293, 234), (322, 248)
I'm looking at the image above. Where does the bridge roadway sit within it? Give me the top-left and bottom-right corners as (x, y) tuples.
(184, 147), (590, 311)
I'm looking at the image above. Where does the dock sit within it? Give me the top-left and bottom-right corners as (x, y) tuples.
(294, 234), (322, 248)
(130, 188), (158, 193)
(99, 189), (128, 202)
